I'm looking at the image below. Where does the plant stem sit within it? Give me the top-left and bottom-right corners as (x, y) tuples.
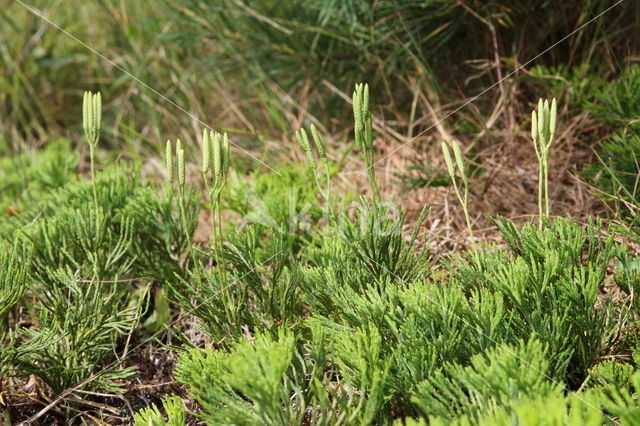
(544, 159), (550, 219)
(452, 180), (476, 251)
(178, 186), (192, 265)
(366, 151), (380, 202)
(538, 160), (544, 228)
(90, 144), (100, 239)
(208, 187), (222, 264)
(216, 193), (223, 256)
(463, 190), (475, 250)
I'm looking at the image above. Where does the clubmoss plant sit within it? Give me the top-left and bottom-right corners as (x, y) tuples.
(133, 394), (186, 426)
(0, 241), (30, 331)
(164, 138), (195, 260)
(353, 83), (379, 200)
(310, 124), (327, 161)
(166, 138), (192, 258)
(295, 124), (331, 205)
(201, 129), (231, 252)
(82, 91), (102, 234)
(531, 98), (557, 226)
(413, 339), (561, 421)
(82, 91), (101, 154)
(176, 138), (185, 190)
(442, 140), (475, 250)
(165, 139), (174, 187)
(8, 77), (640, 424)
(17, 270), (137, 394)
(295, 127), (316, 170)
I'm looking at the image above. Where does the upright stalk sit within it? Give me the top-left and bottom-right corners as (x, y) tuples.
(201, 130), (231, 263)
(353, 83), (379, 201)
(531, 98), (557, 227)
(166, 140), (193, 264)
(174, 139), (193, 263)
(442, 140), (476, 251)
(82, 91), (102, 239)
(165, 139), (175, 200)
(89, 144), (99, 233)
(295, 125), (333, 215)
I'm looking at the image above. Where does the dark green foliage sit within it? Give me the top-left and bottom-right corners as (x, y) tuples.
(453, 217), (616, 385)
(616, 256), (640, 312)
(0, 144), (196, 398)
(528, 65), (605, 109)
(294, 207), (621, 418)
(588, 131), (640, 208)
(133, 394), (186, 426)
(304, 277), (511, 413)
(224, 164), (330, 244)
(299, 204), (504, 413)
(0, 141), (635, 423)
(600, 371), (640, 425)
(426, 392), (607, 426)
(589, 65), (640, 132)
(115, 184), (198, 281)
(0, 240), (30, 320)
(585, 66), (640, 209)
(16, 270), (138, 393)
(172, 198), (440, 421)
(0, 140), (77, 237)
(335, 201), (429, 284)
(175, 329), (392, 425)
(0, 334), (15, 381)
(301, 200), (429, 304)
(176, 331), (302, 424)
(588, 360), (635, 390)
(25, 203), (134, 286)
(495, 216), (610, 267)
(21, 167), (197, 284)
(327, 324), (394, 424)
(171, 226), (302, 343)
(0, 331), (53, 387)
(413, 339), (563, 421)
(173, 205), (635, 422)
(0, 240), (31, 381)
(170, 163), (349, 344)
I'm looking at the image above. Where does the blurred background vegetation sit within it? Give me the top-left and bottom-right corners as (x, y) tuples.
(1, 0), (640, 210)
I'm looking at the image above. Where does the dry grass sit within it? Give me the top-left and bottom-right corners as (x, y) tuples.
(333, 96), (609, 258)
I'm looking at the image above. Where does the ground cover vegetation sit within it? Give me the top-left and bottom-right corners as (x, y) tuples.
(2, 1), (640, 425)
(0, 84), (639, 425)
